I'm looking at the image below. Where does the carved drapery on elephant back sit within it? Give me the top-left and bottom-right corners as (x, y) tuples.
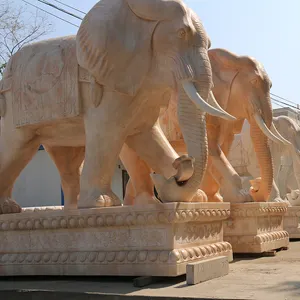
(7, 37), (79, 127)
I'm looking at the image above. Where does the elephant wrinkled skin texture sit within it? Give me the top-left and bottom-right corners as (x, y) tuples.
(229, 116), (300, 206)
(123, 48), (288, 205)
(0, 0), (235, 214)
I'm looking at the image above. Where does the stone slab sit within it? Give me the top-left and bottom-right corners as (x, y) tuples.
(186, 256), (229, 285)
(0, 203), (232, 277)
(224, 202), (289, 253)
(283, 206), (300, 239)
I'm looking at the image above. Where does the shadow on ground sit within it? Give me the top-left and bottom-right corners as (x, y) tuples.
(262, 281), (300, 298)
(0, 275), (186, 293)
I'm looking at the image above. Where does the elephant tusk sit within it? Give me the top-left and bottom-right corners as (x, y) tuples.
(181, 81), (236, 121)
(254, 114), (288, 145)
(270, 122), (291, 146)
(207, 91), (235, 120)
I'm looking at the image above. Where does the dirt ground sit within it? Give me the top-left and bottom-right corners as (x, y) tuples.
(1, 241), (300, 300)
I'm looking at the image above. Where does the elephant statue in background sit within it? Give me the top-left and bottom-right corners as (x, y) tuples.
(229, 116), (300, 205)
(273, 116), (300, 205)
(123, 48), (289, 205)
(0, 0), (235, 214)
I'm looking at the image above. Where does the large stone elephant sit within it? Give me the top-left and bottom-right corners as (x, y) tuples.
(229, 116), (300, 205)
(123, 48), (289, 205)
(0, 0), (235, 214)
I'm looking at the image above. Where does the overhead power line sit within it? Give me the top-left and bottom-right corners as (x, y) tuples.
(37, 0), (83, 20)
(271, 93), (298, 106)
(271, 98), (300, 111)
(51, 0), (87, 15)
(21, 0), (80, 28)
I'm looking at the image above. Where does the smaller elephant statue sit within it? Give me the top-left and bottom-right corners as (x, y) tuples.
(228, 115), (300, 205)
(122, 48), (289, 205)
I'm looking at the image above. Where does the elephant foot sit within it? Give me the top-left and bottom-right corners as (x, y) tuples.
(271, 197), (291, 206)
(0, 198), (22, 214)
(286, 190), (300, 206)
(191, 189), (208, 202)
(123, 194), (135, 206)
(223, 189), (253, 203)
(249, 177), (268, 202)
(78, 188), (122, 209)
(133, 192), (161, 206)
(207, 192), (223, 203)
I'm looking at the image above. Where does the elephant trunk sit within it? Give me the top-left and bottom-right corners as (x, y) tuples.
(151, 50), (236, 203)
(151, 84), (209, 203)
(249, 119), (273, 201)
(176, 84), (208, 193)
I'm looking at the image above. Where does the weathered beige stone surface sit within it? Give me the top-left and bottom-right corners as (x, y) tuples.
(283, 206), (300, 239)
(186, 255), (229, 285)
(0, 203), (232, 277)
(224, 202), (289, 253)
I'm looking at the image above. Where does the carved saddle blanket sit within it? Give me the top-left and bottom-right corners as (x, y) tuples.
(3, 36), (81, 127)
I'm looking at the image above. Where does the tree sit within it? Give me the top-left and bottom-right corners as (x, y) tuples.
(0, 0), (53, 77)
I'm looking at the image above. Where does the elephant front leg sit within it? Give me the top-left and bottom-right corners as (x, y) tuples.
(204, 125), (252, 203)
(120, 143), (158, 206)
(78, 93), (131, 209)
(126, 122), (179, 179)
(45, 146), (85, 210)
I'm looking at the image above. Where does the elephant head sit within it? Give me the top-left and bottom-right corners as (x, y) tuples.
(76, 0), (235, 203)
(208, 49), (289, 202)
(273, 116), (300, 195)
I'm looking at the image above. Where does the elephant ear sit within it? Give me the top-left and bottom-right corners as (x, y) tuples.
(208, 48), (242, 110)
(76, 0), (159, 97)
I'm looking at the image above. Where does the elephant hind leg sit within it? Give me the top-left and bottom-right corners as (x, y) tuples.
(123, 178), (136, 206)
(45, 146), (85, 210)
(120, 143), (158, 206)
(0, 131), (40, 214)
(200, 161), (223, 202)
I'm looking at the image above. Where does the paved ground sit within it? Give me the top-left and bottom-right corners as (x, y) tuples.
(1, 241), (300, 300)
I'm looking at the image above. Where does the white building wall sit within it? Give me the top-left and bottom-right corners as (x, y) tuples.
(13, 149), (61, 207)
(12, 149), (125, 208)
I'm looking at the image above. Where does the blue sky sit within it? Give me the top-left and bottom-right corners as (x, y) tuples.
(20, 0), (300, 107)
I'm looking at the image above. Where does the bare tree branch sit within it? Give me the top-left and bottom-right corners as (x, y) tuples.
(0, 0), (53, 77)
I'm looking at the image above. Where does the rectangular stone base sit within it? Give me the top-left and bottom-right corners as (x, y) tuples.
(284, 206), (300, 239)
(0, 203), (232, 277)
(224, 203), (289, 254)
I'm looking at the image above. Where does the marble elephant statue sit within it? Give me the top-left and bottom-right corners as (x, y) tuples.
(122, 48), (289, 205)
(229, 116), (300, 205)
(0, 0), (235, 214)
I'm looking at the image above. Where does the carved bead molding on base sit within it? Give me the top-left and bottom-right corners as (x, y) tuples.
(0, 242), (232, 266)
(0, 203), (232, 277)
(0, 203), (231, 231)
(224, 203), (289, 254)
(283, 206), (300, 239)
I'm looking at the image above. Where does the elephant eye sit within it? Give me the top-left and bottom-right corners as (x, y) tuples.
(177, 29), (186, 39)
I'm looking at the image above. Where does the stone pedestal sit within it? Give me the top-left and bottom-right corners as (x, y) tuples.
(283, 206), (300, 239)
(224, 203), (289, 253)
(0, 203), (232, 277)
